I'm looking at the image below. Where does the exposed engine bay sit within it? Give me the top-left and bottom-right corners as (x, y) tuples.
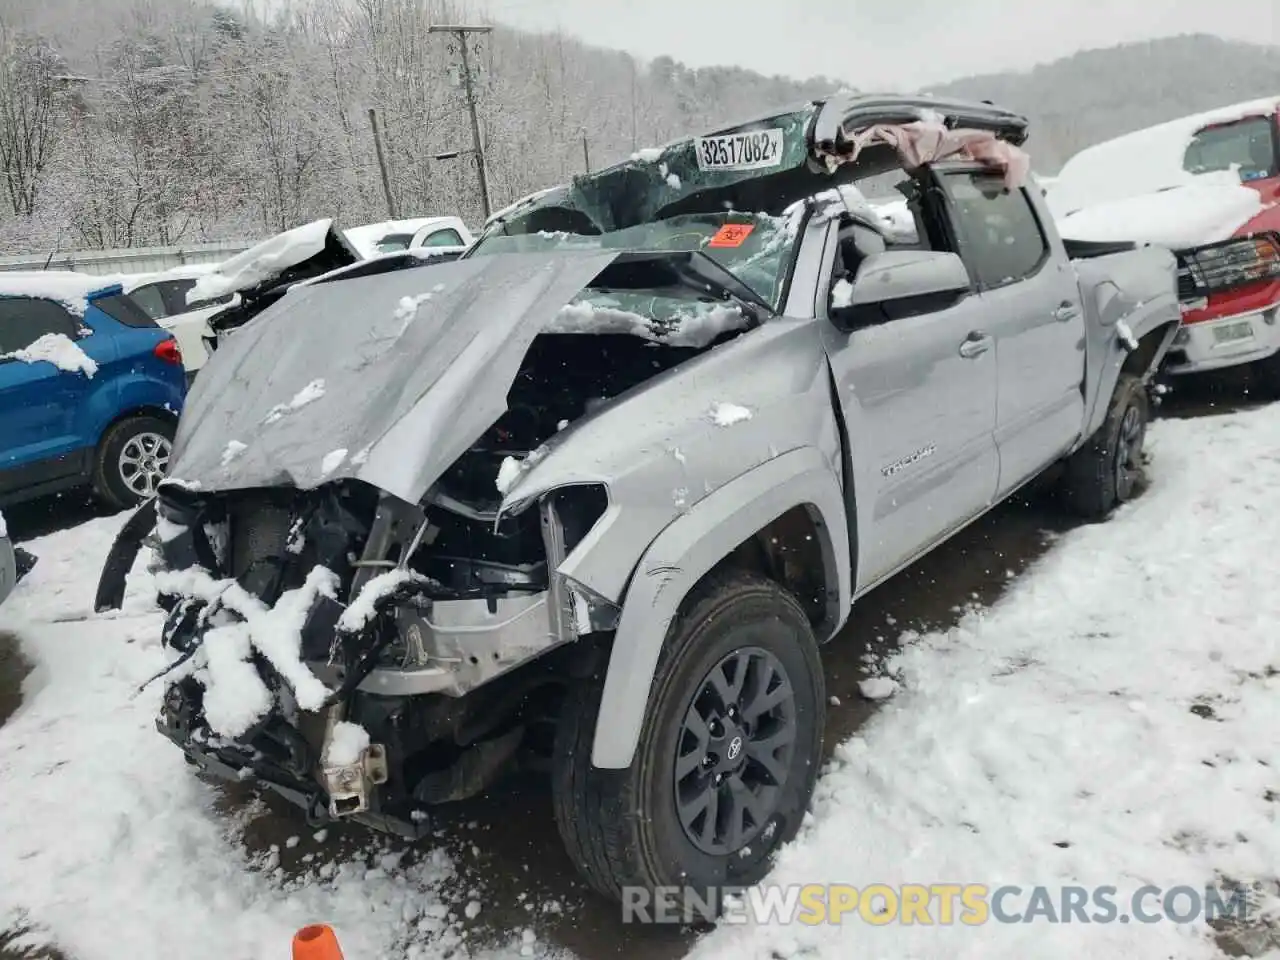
(143, 308), (739, 837)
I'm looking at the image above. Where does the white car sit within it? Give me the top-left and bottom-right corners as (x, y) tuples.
(342, 216), (474, 260)
(124, 265), (238, 378)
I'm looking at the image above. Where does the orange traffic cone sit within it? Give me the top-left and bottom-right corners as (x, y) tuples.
(292, 924), (345, 960)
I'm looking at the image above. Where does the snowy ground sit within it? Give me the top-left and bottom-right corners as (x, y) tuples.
(1, 405), (1278, 960)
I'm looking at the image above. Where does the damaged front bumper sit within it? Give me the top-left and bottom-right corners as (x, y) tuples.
(144, 482), (617, 838)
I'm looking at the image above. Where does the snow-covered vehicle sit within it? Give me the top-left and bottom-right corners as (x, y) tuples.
(191, 219), (362, 352)
(101, 94), (1181, 905)
(343, 216), (474, 260)
(124, 265), (237, 378)
(1050, 96), (1280, 390)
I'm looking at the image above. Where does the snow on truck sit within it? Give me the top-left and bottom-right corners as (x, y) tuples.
(97, 94), (1181, 906)
(1050, 96), (1280, 390)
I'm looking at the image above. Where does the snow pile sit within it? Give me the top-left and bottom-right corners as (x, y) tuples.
(188, 219), (333, 304)
(831, 278), (855, 309)
(693, 406), (1280, 960)
(262, 378), (326, 425)
(322, 721), (371, 767)
(495, 446), (550, 499)
(152, 565), (337, 736)
(709, 402), (752, 426)
(1056, 181), (1266, 247)
(220, 440), (247, 467)
(548, 298), (746, 348)
(857, 676), (898, 701)
(496, 456), (524, 495)
(0, 270), (112, 316)
(336, 568), (428, 633)
(630, 146), (664, 163)
(2, 333), (97, 378)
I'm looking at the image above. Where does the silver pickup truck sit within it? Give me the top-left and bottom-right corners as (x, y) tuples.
(101, 94), (1180, 907)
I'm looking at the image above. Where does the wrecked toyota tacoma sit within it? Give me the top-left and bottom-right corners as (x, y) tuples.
(99, 94), (1181, 905)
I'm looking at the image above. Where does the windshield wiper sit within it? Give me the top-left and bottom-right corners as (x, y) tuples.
(590, 250), (774, 324)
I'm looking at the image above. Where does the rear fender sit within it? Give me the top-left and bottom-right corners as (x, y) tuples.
(590, 447), (850, 769)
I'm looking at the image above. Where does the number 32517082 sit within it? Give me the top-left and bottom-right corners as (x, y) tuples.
(694, 128), (784, 171)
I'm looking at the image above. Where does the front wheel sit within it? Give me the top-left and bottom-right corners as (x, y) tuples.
(1059, 373), (1150, 520)
(551, 571), (825, 909)
(92, 415), (176, 510)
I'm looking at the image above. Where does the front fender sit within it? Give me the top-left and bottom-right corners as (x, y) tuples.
(1077, 248), (1181, 442)
(590, 446), (850, 770)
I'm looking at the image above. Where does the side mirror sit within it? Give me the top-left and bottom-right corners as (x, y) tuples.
(830, 250), (971, 329)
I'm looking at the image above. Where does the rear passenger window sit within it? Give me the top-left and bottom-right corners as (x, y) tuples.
(0, 297), (79, 353)
(95, 292), (158, 328)
(129, 283), (169, 319)
(423, 229), (464, 247)
(942, 172), (1048, 289)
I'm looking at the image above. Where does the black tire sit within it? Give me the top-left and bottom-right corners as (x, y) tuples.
(92, 415), (176, 510)
(1060, 373), (1149, 520)
(552, 570), (824, 910)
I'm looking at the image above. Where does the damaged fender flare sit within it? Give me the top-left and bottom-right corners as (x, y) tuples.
(95, 498), (158, 613)
(590, 446), (851, 770)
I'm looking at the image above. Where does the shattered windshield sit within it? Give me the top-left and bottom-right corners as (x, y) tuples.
(469, 103), (819, 311)
(469, 210), (801, 309)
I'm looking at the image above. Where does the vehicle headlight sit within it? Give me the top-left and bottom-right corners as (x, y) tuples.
(1178, 233), (1280, 298)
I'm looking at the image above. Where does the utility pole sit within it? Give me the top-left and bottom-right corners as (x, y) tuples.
(629, 58), (638, 152)
(582, 132), (590, 173)
(367, 108), (397, 219)
(430, 24), (493, 220)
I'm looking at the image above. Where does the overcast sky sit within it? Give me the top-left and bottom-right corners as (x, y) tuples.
(473, 0), (1279, 89)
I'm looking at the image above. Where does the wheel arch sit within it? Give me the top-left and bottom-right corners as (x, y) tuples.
(589, 446), (850, 770)
(1082, 318), (1179, 443)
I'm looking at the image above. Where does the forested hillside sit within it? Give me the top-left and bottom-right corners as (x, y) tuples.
(0, 0), (840, 253)
(0, 0), (1276, 256)
(928, 34), (1280, 173)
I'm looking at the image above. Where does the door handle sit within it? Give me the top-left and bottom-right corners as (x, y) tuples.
(958, 332), (991, 359)
(1054, 301), (1081, 322)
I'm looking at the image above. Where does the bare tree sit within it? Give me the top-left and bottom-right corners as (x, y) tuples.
(0, 19), (63, 216)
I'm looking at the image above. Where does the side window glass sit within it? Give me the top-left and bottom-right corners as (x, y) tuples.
(157, 279), (197, 315)
(129, 283), (169, 319)
(423, 229), (464, 247)
(941, 172), (1048, 289)
(0, 297), (79, 354)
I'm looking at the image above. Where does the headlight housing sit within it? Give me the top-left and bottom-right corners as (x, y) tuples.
(1177, 233), (1280, 300)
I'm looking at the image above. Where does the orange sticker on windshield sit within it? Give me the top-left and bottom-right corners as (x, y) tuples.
(708, 223), (755, 248)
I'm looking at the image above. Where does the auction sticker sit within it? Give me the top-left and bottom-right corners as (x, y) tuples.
(708, 224), (755, 248)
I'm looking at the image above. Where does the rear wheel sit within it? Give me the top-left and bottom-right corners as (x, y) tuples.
(551, 571), (824, 910)
(1059, 373), (1149, 520)
(93, 415), (175, 510)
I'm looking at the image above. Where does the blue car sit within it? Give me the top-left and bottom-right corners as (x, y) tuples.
(0, 273), (187, 511)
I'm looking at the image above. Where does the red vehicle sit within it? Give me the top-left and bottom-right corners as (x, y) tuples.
(1050, 96), (1280, 390)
